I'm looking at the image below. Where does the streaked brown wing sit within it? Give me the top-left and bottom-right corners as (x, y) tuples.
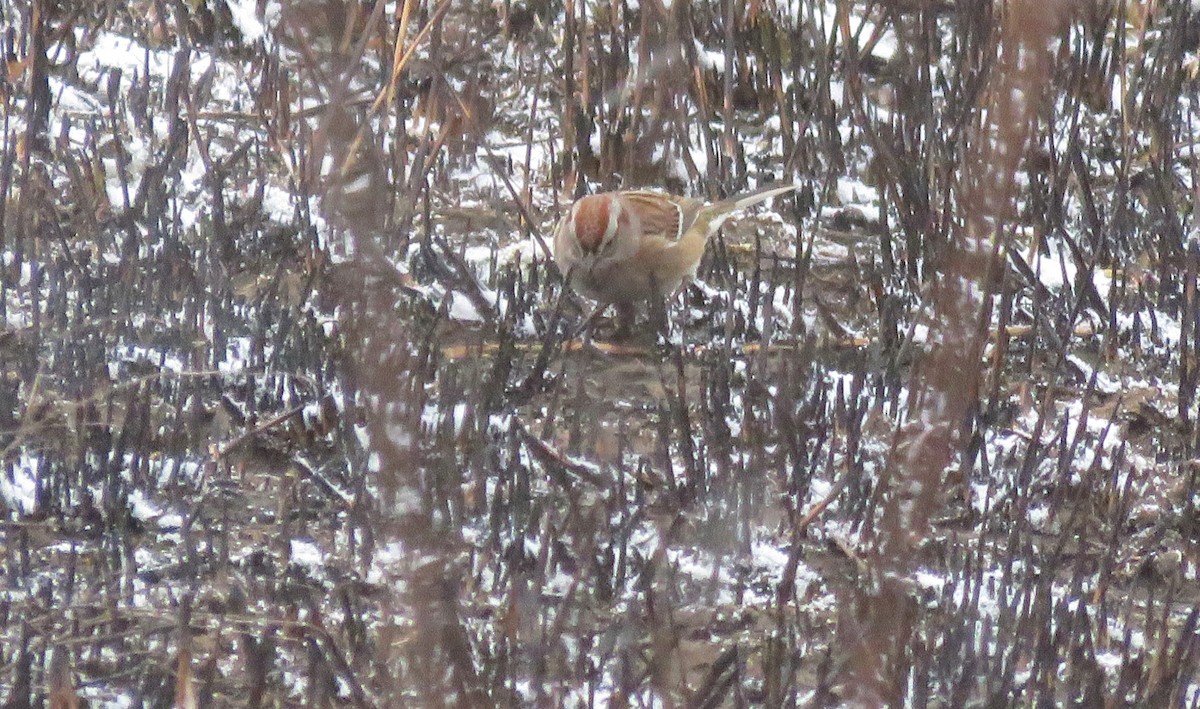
(620, 192), (703, 243)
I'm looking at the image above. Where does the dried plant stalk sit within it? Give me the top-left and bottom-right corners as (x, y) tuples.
(837, 0), (1073, 703)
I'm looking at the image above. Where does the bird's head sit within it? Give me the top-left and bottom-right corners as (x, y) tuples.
(568, 193), (628, 257)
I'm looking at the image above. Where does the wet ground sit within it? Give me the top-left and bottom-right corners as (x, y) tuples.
(2, 0), (1199, 706)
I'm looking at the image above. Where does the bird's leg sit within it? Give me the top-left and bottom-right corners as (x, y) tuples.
(644, 272), (670, 340)
(571, 302), (610, 340)
(647, 293), (670, 340)
(613, 302), (637, 339)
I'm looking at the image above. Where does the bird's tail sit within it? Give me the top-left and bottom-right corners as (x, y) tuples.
(671, 182), (796, 267)
(699, 182), (797, 233)
(710, 182), (798, 215)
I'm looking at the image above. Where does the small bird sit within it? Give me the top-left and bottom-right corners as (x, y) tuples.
(553, 183), (797, 333)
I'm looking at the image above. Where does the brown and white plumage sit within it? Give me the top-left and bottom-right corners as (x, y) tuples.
(553, 183), (797, 305)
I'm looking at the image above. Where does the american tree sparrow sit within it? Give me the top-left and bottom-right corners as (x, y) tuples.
(553, 183), (797, 329)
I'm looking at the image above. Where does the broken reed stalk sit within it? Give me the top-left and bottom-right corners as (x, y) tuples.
(836, 0), (1073, 704)
(722, 0), (737, 186)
